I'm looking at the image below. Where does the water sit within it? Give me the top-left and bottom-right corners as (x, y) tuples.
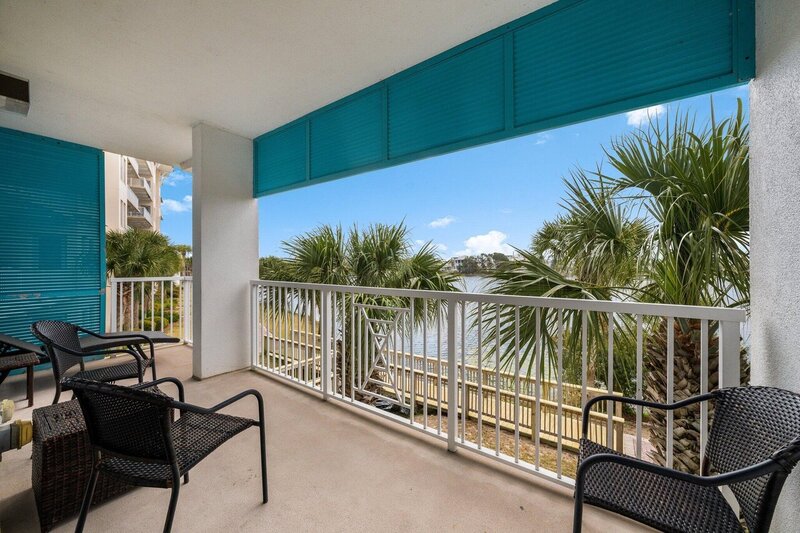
(409, 275), (496, 367)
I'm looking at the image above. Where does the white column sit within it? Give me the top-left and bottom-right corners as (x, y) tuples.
(192, 123), (258, 379)
(750, 1), (800, 530)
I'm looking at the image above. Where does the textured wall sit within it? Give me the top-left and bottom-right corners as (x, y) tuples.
(192, 123), (258, 378)
(750, 0), (800, 529)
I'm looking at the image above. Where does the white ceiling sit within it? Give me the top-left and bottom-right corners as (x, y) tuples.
(0, 0), (553, 165)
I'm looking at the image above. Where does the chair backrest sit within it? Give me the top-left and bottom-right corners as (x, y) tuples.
(64, 377), (174, 462)
(706, 386), (800, 531)
(31, 320), (86, 377)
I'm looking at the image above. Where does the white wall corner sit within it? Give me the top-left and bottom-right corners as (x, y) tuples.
(750, 0), (800, 530)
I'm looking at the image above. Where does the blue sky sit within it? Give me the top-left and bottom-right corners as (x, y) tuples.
(159, 86), (748, 257)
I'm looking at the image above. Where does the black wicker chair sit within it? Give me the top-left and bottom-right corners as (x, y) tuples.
(574, 386), (800, 533)
(31, 320), (156, 404)
(64, 377), (267, 533)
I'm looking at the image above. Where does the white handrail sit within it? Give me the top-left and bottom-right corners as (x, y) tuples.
(250, 279), (746, 322)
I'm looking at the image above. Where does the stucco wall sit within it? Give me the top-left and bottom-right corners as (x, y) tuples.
(750, 0), (800, 529)
(191, 123), (258, 378)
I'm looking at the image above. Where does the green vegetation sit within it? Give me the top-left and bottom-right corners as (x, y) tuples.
(260, 222), (460, 398)
(452, 253), (510, 275)
(106, 228), (183, 277)
(261, 222), (459, 293)
(106, 228), (185, 334)
(486, 100), (750, 472)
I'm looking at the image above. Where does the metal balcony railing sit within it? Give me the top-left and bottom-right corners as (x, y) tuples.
(249, 280), (746, 486)
(107, 276), (747, 486)
(108, 276), (193, 345)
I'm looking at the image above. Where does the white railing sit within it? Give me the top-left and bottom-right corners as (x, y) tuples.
(108, 276), (192, 344)
(250, 280), (746, 486)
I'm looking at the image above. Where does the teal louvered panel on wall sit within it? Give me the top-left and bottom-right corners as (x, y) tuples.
(513, 0), (735, 127)
(310, 89), (385, 179)
(0, 127), (105, 342)
(254, 122), (308, 193)
(387, 38), (505, 158)
(253, 0), (754, 197)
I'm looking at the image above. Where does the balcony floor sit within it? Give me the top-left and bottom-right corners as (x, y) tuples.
(0, 346), (649, 532)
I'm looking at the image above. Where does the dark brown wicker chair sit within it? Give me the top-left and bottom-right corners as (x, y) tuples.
(574, 386), (800, 533)
(64, 377), (267, 533)
(31, 320), (155, 404)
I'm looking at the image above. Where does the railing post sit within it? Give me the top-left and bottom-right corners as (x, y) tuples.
(321, 288), (333, 400)
(250, 283), (258, 368)
(719, 320), (741, 388)
(109, 279), (118, 333)
(182, 277), (191, 344)
(447, 297), (458, 452)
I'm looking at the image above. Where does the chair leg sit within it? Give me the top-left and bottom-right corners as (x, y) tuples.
(163, 482), (180, 533)
(259, 422), (268, 503)
(573, 475), (585, 533)
(26, 365), (34, 408)
(75, 466), (99, 533)
(52, 382), (61, 405)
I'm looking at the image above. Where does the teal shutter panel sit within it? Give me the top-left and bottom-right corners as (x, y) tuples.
(254, 0), (754, 197)
(387, 38), (505, 158)
(310, 89), (384, 179)
(0, 127), (105, 342)
(254, 122), (307, 193)
(513, 0), (734, 127)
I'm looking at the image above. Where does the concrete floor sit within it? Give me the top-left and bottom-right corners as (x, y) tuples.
(0, 345), (648, 532)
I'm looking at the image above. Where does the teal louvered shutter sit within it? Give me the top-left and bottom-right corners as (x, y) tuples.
(0, 127), (105, 342)
(253, 0), (754, 196)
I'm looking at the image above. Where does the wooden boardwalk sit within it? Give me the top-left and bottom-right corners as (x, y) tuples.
(259, 330), (625, 452)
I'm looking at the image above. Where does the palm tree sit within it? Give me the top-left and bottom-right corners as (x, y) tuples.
(106, 228), (183, 330)
(261, 223), (460, 398)
(487, 100), (749, 472)
(106, 228), (183, 277)
(173, 244), (192, 275)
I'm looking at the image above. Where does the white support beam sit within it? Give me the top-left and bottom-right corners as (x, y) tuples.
(192, 123), (258, 379)
(750, 0), (800, 530)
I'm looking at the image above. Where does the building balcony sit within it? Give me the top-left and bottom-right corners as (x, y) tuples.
(127, 175), (153, 203)
(1, 345), (644, 532)
(127, 206), (153, 229)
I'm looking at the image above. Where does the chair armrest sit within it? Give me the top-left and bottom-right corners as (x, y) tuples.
(77, 328), (157, 360)
(581, 393), (717, 438)
(576, 451), (785, 491)
(168, 390), (265, 426)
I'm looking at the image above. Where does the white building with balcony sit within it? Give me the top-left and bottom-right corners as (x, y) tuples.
(104, 152), (167, 232)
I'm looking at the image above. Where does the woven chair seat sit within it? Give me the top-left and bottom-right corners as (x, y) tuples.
(0, 352), (39, 372)
(579, 439), (742, 533)
(68, 358), (152, 384)
(98, 411), (256, 488)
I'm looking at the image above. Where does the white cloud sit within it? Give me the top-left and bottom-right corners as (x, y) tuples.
(162, 195), (192, 213)
(435, 243), (448, 252)
(625, 104), (666, 126)
(534, 133), (552, 145)
(429, 216), (455, 228)
(455, 230), (514, 256)
(163, 167), (192, 187)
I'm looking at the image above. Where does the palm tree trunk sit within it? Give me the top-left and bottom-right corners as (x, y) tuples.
(645, 319), (749, 473)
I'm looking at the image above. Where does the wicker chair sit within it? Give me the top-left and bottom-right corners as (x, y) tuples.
(64, 377), (267, 533)
(31, 320), (155, 404)
(574, 387), (800, 533)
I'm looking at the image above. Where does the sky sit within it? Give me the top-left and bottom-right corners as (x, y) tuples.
(159, 85), (749, 257)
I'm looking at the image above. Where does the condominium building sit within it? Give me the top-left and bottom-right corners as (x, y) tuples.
(104, 152), (168, 232)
